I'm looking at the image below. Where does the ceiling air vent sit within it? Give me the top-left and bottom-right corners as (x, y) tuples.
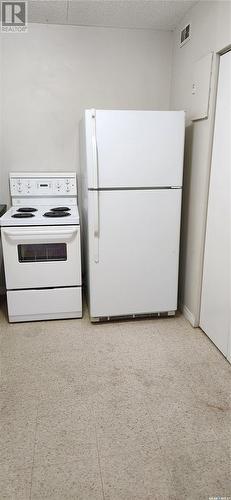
(180, 23), (191, 47)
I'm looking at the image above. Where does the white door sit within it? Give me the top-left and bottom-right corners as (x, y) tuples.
(200, 52), (231, 359)
(87, 189), (182, 318)
(2, 225), (81, 289)
(85, 110), (185, 189)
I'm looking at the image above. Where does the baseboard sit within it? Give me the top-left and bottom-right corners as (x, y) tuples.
(180, 304), (198, 327)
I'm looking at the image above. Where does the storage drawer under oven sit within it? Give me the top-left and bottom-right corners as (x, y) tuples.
(7, 287), (82, 322)
(1, 226), (81, 290)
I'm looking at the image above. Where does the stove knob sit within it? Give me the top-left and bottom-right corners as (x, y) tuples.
(18, 185), (22, 192)
(66, 185), (70, 192)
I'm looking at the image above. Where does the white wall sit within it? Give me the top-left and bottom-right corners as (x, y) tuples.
(0, 23), (173, 205)
(170, 0), (231, 326)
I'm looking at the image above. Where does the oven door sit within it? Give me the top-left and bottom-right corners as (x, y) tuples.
(1, 226), (81, 289)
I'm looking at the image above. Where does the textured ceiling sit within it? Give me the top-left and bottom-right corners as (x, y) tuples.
(28, 0), (197, 30)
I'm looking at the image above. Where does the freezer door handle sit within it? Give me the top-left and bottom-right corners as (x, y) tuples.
(91, 109), (99, 190)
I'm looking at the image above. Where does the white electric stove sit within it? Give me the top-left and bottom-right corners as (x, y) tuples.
(0, 172), (82, 322)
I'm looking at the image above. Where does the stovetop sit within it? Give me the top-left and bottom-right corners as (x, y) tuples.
(0, 205), (80, 226)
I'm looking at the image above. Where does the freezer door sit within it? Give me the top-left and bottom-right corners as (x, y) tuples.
(87, 189), (182, 318)
(85, 110), (185, 189)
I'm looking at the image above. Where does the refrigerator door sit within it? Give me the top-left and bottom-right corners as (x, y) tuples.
(87, 189), (181, 319)
(85, 110), (185, 189)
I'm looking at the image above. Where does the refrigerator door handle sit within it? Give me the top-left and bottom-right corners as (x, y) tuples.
(91, 109), (99, 190)
(91, 109), (99, 263)
(93, 190), (99, 263)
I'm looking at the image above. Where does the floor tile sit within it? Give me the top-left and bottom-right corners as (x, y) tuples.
(0, 321), (45, 356)
(1, 385), (38, 421)
(94, 385), (170, 499)
(156, 314), (195, 333)
(147, 397), (218, 447)
(205, 403), (231, 442)
(131, 361), (195, 404)
(100, 444), (172, 500)
(1, 348), (44, 378)
(40, 318), (86, 353)
(38, 349), (95, 406)
(0, 464), (32, 500)
(164, 440), (231, 500)
(1, 353), (43, 408)
(186, 360), (231, 407)
(31, 453), (103, 500)
(1, 299), (231, 500)
(0, 407), (37, 468)
(34, 399), (96, 466)
(85, 324), (131, 365)
(94, 394), (160, 452)
(159, 330), (225, 364)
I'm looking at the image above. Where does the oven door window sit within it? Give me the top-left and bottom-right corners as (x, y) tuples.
(18, 243), (67, 262)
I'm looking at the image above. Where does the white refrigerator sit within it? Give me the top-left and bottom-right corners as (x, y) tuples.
(79, 109), (185, 321)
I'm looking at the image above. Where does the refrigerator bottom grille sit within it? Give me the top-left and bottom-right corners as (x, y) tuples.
(90, 310), (176, 323)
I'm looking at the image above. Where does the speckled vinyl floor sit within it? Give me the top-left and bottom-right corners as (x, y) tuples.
(0, 296), (230, 500)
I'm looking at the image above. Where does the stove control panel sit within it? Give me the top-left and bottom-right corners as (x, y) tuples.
(10, 174), (77, 197)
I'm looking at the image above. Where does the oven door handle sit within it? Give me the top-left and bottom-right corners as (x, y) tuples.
(3, 227), (78, 243)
